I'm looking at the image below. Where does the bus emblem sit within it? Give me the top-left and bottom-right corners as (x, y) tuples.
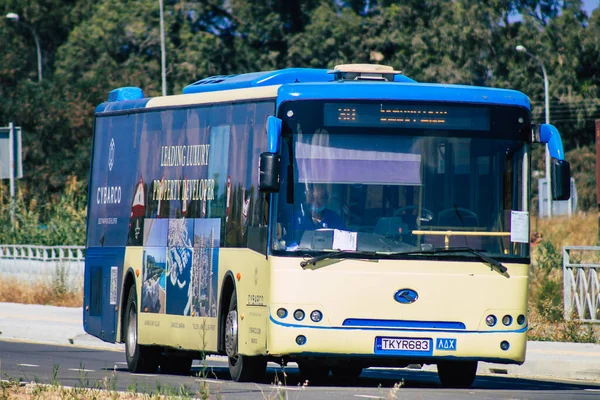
(108, 138), (115, 171)
(394, 289), (418, 304)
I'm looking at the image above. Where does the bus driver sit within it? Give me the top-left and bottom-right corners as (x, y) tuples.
(292, 184), (346, 231)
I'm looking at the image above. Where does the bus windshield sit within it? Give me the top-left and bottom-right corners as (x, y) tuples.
(273, 100), (530, 259)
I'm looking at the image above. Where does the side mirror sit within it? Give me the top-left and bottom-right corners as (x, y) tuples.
(267, 116), (282, 153)
(536, 124), (565, 159)
(259, 152), (280, 192)
(259, 116), (283, 193)
(551, 159), (571, 201)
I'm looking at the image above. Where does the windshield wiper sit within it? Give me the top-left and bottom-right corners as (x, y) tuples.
(390, 247), (509, 277)
(299, 247), (509, 277)
(300, 250), (378, 268)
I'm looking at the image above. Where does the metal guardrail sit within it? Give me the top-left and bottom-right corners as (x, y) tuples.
(0, 245), (84, 260)
(0, 245), (85, 290)
(563, 246), (600, 323)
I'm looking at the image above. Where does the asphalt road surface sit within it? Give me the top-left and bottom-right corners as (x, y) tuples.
(1, 340), (599, 399)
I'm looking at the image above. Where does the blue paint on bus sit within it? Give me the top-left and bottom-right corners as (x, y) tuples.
(276, 82), (531, 109)
(96, 98), (150, 114)
(182, 68), (334, 94)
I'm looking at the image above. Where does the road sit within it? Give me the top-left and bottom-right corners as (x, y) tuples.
(1, 340), (599, 399)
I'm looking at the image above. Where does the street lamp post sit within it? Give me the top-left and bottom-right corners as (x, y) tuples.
(6, 13), (42, 82)
(516, 44), (552, 217)
(159, 0), (167, 96)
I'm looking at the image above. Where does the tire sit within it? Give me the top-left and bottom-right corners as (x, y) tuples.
(330, 365), (363, 379)
(437, 361), (478, 388)
(124, 285), (160, 373)
(160, 355), (193, 376)
(298, 361), (330, 384)
(225, 291), (267, 382)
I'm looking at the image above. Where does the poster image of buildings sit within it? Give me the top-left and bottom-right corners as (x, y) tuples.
(141, 248), (167, 314)
(166, 218), (194, 316)
(191, 218), (220, 317)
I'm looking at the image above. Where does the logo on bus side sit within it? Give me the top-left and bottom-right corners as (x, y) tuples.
(394, 289), (418, 304)
(108, 138), (115, 171)
(96, 137), (122, 205)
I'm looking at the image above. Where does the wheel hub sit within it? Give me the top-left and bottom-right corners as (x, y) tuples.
(127, 307), (137, 358)
(225, 309), (238, 358)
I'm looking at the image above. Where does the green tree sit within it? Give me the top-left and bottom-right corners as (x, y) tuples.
(1, 0), (600, 232)
(287, 2), (364, 68)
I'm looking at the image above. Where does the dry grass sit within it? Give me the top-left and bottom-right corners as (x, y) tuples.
(528, 212), (599, 343)
(1, 374), (204, 399)
(527, 303), (597, 343)
(0, 382), (185, 399)
(531, 212), (599, 249)
(0, 277), (82, 307)
(2, 383), (146, 399)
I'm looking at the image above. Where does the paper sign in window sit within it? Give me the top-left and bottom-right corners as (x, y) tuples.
(510, 211), (529, 243)
(333, 229), (357, 251)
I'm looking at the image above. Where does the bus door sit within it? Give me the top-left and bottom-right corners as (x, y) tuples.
(83, 247), (125, 342)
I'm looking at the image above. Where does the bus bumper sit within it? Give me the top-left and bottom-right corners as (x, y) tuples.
(266, 318), (527, 365)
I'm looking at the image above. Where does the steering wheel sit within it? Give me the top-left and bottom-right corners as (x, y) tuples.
(394, 205), (434, 224)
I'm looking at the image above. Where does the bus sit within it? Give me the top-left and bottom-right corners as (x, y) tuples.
(84, 64), (571, 387)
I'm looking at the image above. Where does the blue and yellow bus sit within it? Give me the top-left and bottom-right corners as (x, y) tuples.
(84, 64), (570, 387)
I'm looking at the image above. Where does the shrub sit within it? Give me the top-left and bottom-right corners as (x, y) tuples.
(0, 176), (86, 246)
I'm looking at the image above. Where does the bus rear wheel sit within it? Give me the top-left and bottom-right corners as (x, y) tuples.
(225, 291), (266, 382)
(437, 361), (478, 388)
(124, 286), (159, 373)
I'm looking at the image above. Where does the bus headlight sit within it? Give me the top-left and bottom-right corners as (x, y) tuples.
(517, 314), (526, 325)
(310, 310), (323, 322)
(502, 315), (512, 326)
(294, 309), (305, 321)
(276, 308), (288, 319)
(296, 335), (307, 345)
(485, 315), (497, 327)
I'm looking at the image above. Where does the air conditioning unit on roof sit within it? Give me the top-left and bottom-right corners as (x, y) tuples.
(328, 63), (402, 81)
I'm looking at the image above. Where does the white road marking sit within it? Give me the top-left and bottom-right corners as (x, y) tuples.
(68, 368), (95, 372)
(196, 378), (225, 384)
(17, 364), (39, 367)
(131, 373), (158, 377)
(271, 386), (302, 391)
(115, 362), (128, 365)
(354, 396), (384, 399)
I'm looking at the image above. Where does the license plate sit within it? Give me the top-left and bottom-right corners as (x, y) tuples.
(374, 337), (432, 355)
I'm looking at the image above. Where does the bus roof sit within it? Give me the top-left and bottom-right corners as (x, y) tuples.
(181, 67), (416, 94)
(276, 81), (531, 109)
(96, 66), (530, 114)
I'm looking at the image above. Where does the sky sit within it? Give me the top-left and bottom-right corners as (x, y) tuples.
(583, 0), (598, 16)
(509, 0), (598, 22)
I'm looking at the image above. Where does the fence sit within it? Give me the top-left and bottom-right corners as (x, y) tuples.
(562, 246), (600, 323)
(0, 245), (85, 291)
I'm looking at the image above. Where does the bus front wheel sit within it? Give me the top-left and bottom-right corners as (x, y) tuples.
(437, 361), (478, 388)
(225, 291), (266, 382)
(124, 286), (160, 373)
